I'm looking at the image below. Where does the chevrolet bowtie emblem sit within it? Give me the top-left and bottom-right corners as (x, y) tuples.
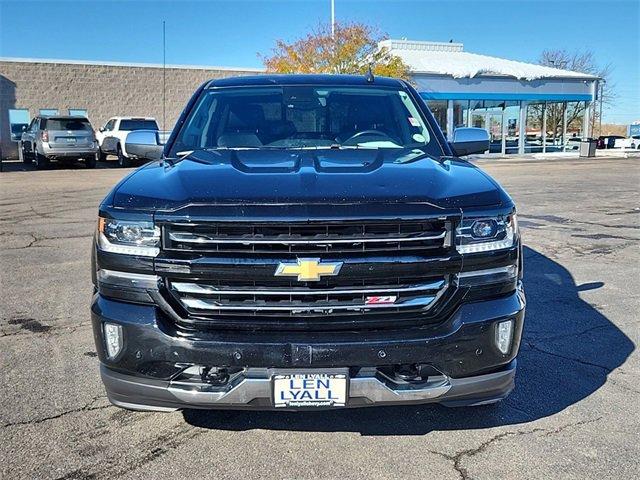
(275, 258), (343, 282)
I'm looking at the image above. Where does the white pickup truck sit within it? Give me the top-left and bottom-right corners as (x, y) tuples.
(96, 117), (160, 167)
(614, 135), (640, 150)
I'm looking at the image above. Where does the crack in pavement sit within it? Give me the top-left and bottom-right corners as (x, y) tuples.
(526, 323), (614, 344)
(54, 422), (204, 480)
(428, 417), (602, 480)
(523, 342), (614, 373)
(1, 396), (112, 429)
(1, 232), (92, 250)
(519, 214), (639, 230)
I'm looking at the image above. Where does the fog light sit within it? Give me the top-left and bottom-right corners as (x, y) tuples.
(495, 320), (514, 354)
(104, 323), (123, 359)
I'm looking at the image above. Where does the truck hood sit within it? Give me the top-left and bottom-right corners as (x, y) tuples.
(110, 149), (504, 211)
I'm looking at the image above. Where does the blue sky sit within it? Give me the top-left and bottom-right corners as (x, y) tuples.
(1, 0), (638, 123)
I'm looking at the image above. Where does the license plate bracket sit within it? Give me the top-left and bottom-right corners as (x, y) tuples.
(272, 370), (348, 408)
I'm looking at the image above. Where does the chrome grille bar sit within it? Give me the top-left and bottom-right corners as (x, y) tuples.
(180, 295), (437, 312)
(168, 231), (446, 245)
(171, 279), (446, 296)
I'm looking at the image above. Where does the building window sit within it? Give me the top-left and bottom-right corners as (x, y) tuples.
(39, 108), (59, 116)
(68, 108), (88, 117)
(425, 100), (447, 135)
(453, 100), (469, 128)
(8, 109), (30, 141)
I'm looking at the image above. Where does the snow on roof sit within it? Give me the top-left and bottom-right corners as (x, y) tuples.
(380, 39), (599, 81)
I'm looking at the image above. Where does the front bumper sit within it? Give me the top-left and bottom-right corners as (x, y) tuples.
(92, 285), (525, 411)
(102, 361), (517, 411)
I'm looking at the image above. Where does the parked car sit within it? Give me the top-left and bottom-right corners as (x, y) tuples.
(597, 135), (625, 149)
(614, 135), (640, 149)
(18, 115), (98, 169)
(11, 122), (29, 141)
(564, 137), (582, 150)
(92, 74), (524, 412)
(95, 117), (159, 167)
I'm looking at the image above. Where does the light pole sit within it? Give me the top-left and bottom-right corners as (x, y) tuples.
(331, 0), (335, 38)
(598, 80), (606, 136)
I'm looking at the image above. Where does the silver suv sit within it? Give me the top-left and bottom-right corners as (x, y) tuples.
(18, 115), (98, 169)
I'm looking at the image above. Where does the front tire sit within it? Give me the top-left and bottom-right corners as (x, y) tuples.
(19, 142), (32, 164)
(97, 147), (107, 162)
(117, 144), (132, 168)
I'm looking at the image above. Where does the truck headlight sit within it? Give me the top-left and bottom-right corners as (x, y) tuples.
(98, 217), (160, 257)
(456, 214), (517, 254)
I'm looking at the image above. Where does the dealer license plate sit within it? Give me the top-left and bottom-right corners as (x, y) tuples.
(273, 373), (347, 408)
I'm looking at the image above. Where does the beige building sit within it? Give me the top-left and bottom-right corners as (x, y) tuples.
(0, 58), (258, 158)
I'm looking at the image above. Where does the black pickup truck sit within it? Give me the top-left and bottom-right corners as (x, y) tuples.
(91, 74), (525, 411)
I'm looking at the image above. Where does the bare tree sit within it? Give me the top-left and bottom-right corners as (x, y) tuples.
(529, 49), (614, 140)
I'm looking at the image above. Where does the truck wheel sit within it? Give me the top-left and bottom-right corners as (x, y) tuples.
(85, 155), (97, 169)
(19, 142), (32, 164)
(117, 145), (132, 168)
(97, 147), (107, 162)
(34, 151), (49, 170)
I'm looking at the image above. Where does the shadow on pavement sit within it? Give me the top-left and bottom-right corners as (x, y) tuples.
(0, 158), (123, 172)
(183, 246), (634, 435)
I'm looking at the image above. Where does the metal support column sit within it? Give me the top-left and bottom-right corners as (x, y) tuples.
(542, 102), (547, 153)
(446, 100), (454, 140)
(582, 101), (592, 139)
(518, 101), (527, 155)
(501, 108), (507, 155)
(562, 102), (568, 152)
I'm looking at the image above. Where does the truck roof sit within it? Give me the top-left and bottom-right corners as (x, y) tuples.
(40, 115), (89, 119)
(205, 74), (405, 89)
(110, 116), (157, 121)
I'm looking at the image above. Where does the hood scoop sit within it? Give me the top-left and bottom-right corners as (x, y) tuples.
(228, 148), (385, 174)
(313, 149), (384, 173)
(230, 150), (302, 173)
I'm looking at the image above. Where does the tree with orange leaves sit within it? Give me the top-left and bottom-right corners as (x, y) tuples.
(261, 22), (411, 81)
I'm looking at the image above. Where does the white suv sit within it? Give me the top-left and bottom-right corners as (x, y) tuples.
(96, 117), (159, 167)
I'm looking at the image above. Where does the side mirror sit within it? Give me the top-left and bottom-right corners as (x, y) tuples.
(450, 127), (490, 156)
(98, 127), (105, 132)
(125, 130), (164, 161)
(22, 125), (27, 131)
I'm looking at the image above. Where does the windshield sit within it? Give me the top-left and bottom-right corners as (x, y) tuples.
(169, 85), (441, 156)
(43, 118), (92, 131)
(120, 119), (159, 131)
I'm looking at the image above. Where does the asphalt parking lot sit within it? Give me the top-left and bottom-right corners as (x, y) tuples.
(0, 155), (638, 479)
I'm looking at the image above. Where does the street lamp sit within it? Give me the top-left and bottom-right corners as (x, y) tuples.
(599, 80), (606, 136)
(331, 0), (335, 38)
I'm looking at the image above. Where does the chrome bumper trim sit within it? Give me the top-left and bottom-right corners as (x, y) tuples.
(101, 363), (517, 410)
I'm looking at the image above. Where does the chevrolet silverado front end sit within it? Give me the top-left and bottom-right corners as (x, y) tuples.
(91, 74), (525, 411)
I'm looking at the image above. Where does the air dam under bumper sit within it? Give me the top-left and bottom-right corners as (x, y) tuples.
(93, 286), (524, 411)
(102, 361), (517, 411)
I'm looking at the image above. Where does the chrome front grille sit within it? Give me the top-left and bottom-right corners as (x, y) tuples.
(163, 220), (449, 256)
(159, 218), (456, 330)
(167, 277), (447, 317)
